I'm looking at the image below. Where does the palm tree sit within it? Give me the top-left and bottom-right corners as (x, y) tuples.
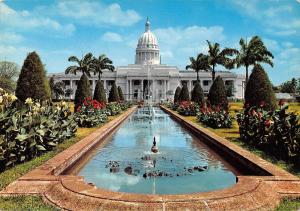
(65, 53), (95, 77)
(93, 54), (115, 80)
(206, 40), (238, 81)
(236, 36), (274, 85)
(186, 53), (210, 82)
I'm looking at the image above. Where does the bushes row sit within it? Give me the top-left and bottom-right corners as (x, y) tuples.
(237, 102), (300, 164)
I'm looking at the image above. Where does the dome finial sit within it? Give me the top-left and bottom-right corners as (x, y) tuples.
(145, 17), (150, 32)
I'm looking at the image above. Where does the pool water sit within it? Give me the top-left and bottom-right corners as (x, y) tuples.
(71, 108), (239, 194)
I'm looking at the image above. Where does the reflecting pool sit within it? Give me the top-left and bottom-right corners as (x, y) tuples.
(71, 108), (239, 194)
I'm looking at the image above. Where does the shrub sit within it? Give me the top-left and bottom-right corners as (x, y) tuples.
(16, 52), (51, 102)
(191, 81), (204, 106)
(74, 97), (107, 128)
(108, 82), (119, 102)
(177, 101), (199, 116)
(179, 83), (190, 102)
(207, 76), (228, 109)
(74, 73), (91, 112)
(237, 101), (300, 163)
(118, 86), (124, 101)
(197, 107), (232, 128)
(174, 86), (181, 103)
(245, 64), (276, 110)
(106, 102), (122, 116)
(0, 89), (77, 171)
(93, 80), (106, 103)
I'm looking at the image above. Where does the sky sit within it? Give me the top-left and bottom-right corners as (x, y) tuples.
(0, 0), (299, 85)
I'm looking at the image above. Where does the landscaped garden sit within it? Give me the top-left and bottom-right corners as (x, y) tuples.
(0, 29), (299, 210)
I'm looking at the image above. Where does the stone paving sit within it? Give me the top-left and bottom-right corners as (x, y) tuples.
(0, 105), (299, 210)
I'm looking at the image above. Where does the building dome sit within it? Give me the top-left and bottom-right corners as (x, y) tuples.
(135, 18), (160, 65)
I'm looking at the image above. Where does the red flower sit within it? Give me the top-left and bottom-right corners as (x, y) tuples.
(264, 119), (273, 127)
(77, 106), (81, 112)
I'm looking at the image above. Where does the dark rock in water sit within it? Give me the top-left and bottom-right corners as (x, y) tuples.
(110, 166), (119, 173)
(187, 168), (193, 173)
(158, 172), (163, 177)
(141, 155), (151, 161)
(176, 174), (179, 176)
(124, 166), (133, 175)
(143, 173), (147, 178)
(193, 166), (208, 172)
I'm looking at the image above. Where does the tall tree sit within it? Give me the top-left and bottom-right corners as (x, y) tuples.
(92, 54), (114, 102)
(16, 52), (51, 101)
(186, 53), (210, 82)
(65, 53), (95, 77)
(236, 36), (274, 85)
(65, 53), (95, 110)
(92, 54), (115, 80)
(206, 40), (238, 81)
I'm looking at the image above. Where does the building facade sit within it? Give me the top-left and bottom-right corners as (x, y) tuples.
(51, 18), (245, 102)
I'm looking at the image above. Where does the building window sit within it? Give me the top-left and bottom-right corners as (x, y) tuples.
(203, 80), (210, 86)
(181, 81), (187, 86)
(63, 80), (70, 86)
(134, 80), (140, 86)
(75, 80), (79, 86)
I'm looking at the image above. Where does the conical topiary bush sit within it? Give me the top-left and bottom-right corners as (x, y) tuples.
(74, 73), (91, 111)
(245, 64), (276, 110)
(108, 82), (120, 102)
(179, 83), (190, 102)
(93, 80), (107, 103)
(174, 86), (181, 103)
(207, 76), (228, 109)
(191, 81), (204, 106)
(16, 51), (51, 101)
(118, 86), (124, 101)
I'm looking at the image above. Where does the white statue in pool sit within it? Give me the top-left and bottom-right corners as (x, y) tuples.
(151, 137), (158, 153)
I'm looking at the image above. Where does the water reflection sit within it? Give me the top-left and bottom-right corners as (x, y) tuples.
(76, 108), (238, 194)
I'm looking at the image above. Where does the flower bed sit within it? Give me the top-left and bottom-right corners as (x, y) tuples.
(0, 89), (77, 172)
(74, 97), (108, 128)
(237, 101), (300, 164)
(197, 106), (233, 128)
(177, 101), (199, 116)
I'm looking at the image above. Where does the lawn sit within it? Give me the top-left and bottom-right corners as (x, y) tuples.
(0, 114), (120, 210)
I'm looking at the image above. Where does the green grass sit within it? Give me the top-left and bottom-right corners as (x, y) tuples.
(0, 196), (59, 211)
(275, 198), (300, 211)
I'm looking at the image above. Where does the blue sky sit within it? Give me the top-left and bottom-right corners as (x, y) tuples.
(0, 0), (299, 85)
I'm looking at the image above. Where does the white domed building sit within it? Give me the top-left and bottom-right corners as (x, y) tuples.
(51, 18), (245, 102)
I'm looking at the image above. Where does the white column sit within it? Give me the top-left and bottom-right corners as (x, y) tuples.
(141, 80), (144, 100)
(152, 80), (155, 102)
(164, 80), (167, 100)
(126, 80), (129, 100)
(130, 80), (133, 100)
(189, 81), (192, 92)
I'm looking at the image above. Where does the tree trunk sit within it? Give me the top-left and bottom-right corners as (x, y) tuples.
(245, 65), (249, 85)
(197, 71), (199, 82)
(212, 65), (215, 81)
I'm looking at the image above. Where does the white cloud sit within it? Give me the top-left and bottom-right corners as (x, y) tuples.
(57, 1), (141, 27)
(102, 32), (123, 42)
(229, 0), (300, 36)
(0, 3), (75, 35)
(0, 32), (23, 43)
(153, 25), (225, 66)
